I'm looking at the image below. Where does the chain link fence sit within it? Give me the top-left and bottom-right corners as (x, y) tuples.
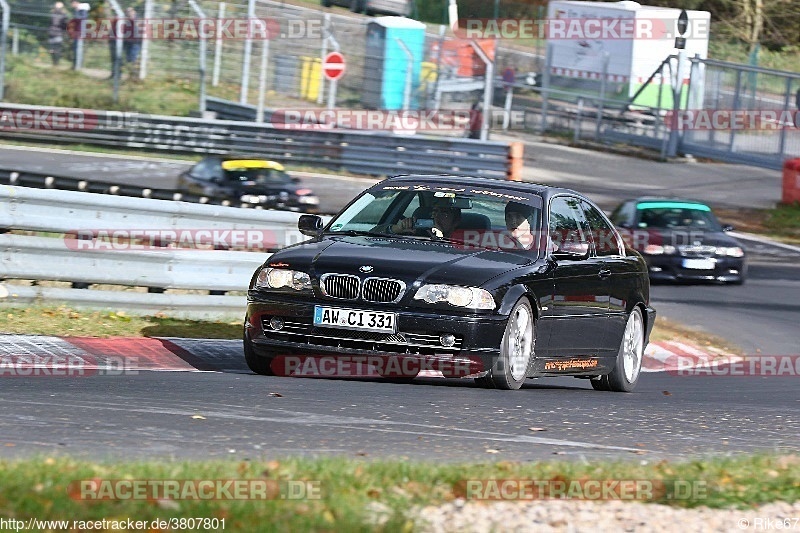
(3, 1), (798, 168)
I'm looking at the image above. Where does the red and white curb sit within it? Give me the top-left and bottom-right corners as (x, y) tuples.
(0, 334), (731, 376)
(644, 340), (742, 373)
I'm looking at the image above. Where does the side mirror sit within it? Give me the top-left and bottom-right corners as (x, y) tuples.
(291, 176), (301, 183)
(721, 224), (734, 232)
(298, 214), (323, 237)
(551, 241), (590, 260)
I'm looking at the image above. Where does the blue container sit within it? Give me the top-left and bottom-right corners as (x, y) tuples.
(362, 17), (426, 110)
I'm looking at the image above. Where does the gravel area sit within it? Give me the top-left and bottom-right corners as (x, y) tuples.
(416, 499), (800, 532)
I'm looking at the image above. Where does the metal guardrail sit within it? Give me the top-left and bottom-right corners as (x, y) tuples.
(0, 167), (308, 210)
(0, 185), (332, 317)
(0, 103), (515, 179)
(0, 185), (305, 240)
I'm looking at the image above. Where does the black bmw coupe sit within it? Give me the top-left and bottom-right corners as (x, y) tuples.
(244, 175), (655, 392)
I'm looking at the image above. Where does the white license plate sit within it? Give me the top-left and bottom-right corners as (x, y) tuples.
(313, 306), (396, 333)
(682, 258), (715, 270)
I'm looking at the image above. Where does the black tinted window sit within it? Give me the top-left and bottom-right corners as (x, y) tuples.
(583, 202), (623, 256)
(549, 197), (588, 251)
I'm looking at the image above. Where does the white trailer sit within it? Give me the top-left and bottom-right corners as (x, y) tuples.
(546, 0), (710, 107)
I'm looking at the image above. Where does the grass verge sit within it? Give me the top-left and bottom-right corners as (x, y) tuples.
(0, 454), (798, 530)
(0, 306), (241, 339)
(716, 205), (800, 245)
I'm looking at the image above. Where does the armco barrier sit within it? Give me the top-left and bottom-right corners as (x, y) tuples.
(0, 103), (517, 178)
(0, 186), (331, 317)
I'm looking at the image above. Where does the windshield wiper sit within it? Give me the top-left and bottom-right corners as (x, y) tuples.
(324, 229), (391, 238)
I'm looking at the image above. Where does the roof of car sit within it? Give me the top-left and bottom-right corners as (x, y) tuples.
(221, 159), (285, 171)
(381, 174), (580, 199)
(627, 196), (710, 207)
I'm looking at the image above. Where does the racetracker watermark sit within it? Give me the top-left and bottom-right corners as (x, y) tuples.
(269, 354), (484, 379)
(456, 17), (709, 40)
(0, 355), (139, 377)
(67, 18), (322, 40)
(668, 356), (800, 377)
(64, 229), (303, 251)
(0, 109), (97, 130)
(68, 479), (322, 500)
(271, 109), (527, 132)
(460, 479), (707, 501)
(665, 110), (800, 131)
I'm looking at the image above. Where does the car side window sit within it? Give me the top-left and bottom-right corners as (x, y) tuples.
(548, 196), (589, 252)
(190, 159), (219, 182)
(582, 202), (623, 257)
(610, 202), (634, 227)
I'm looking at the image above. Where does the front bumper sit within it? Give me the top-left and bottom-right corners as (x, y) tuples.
(644, 255), (746, 282)
(245, 293), (508, 375)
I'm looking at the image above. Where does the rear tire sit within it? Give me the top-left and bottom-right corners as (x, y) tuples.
(244, 330), (275, 376)
(475, 299), (534, 390)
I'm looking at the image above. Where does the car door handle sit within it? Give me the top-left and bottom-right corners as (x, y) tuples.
(598, 269), (611, 279)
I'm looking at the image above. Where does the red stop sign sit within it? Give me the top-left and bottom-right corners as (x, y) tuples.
(323, 52), (346, 81)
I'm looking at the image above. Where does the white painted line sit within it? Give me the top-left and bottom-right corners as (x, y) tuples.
(729, 231), (800, 253)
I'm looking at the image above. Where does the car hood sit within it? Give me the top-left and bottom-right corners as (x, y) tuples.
(267, 235), (535, 287)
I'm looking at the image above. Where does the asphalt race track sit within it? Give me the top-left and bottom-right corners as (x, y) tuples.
(1, 360), (797, 462)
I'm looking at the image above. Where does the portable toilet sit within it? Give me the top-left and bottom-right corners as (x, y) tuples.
(362, 17), (426, 110)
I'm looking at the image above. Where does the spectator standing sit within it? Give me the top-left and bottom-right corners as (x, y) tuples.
(468, 101), (483, 140)
(70, 1), (90, 69)
(47, 2), (68, 66)
(122, 7), (142, 68)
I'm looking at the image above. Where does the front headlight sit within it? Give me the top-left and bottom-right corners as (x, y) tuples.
(256, 268), (312, 291)
(716, 246), (744, 257)
(644, 244), (676, 255)
(413, 284), (495, 310)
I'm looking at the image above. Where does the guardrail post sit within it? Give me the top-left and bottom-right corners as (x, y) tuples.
(507, 142), (523, 181)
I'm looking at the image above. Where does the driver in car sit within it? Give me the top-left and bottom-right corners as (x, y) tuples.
(378, 199), (463, 238)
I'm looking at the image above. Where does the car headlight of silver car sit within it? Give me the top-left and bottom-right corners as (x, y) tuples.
(256, 268), (312, 291)
(716, 246), (744, 257)
(413, 284), (495, 309)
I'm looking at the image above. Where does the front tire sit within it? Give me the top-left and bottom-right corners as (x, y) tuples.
(244, 330), (275, 376)
(592, 307), (644, 392)
(476, 299), (534, 390)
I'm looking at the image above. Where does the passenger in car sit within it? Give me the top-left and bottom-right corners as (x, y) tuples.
(505, 202), (536, 250)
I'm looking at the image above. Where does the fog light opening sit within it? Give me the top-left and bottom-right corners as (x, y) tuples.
(269, 317), (285, 331)
(440, 333), (456, 348)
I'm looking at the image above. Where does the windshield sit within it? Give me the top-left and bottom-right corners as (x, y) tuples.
(635, 202), (722, 231)
(327, 183), (543, 252)
(224, 168), (292, 185)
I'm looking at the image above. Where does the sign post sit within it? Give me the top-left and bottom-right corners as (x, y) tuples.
(322, 51), (346, 111)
